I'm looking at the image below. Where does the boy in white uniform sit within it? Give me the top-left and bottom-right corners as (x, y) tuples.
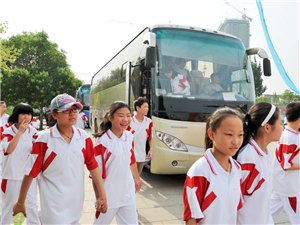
(93, 101), (141, 225)
(128, 97), (153, 174)
(12, 93), (107, 225)
(271, 102), (300, 224)
(1, 103), (40, 225)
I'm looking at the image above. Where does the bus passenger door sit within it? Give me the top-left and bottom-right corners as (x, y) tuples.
(125, 61), (132, 108)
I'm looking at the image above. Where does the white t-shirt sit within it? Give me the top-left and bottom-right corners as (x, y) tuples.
(237, 139), (273, 224)
(75, 112), (87, 129)
(24, 125), (98, 224)
(0, 113), (9, 173)
(0, 113), (9, 140)
(94, 129), (136, 208)
(183, 149), (242, 224)
(1, 124), (37, 180)
(128, 115), (153, 162)
(273, 127), (300, 196)
(0, 113), (9, 127)
(171, 74), (191, 95)
(30, 117), (40, 130)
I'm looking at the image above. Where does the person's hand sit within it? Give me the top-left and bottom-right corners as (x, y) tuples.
(18, 120), (29, 133)
(95, 192), (107, 213)
(134, 177), (142, 192)
(147, 150), (153, 160)
(13, 202), (26, 217)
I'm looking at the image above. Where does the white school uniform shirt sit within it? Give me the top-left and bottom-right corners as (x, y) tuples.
(183, 149), (242, 224)
(0, 113), (9, 127)
(94, 129), (136, 208)
(0, 113), (9, 140)
(24, 124), (98, 225)
(1, 124), (37, 180)
(75, 112), (87, 129)
(273, 127), (300, 197)
(171, 74), (191, 95)
(0, 113), (9, 174)
(237, 138), (273, 224)
(128, 115), (153, 162)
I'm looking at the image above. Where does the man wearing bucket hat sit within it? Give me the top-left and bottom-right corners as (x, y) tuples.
(13, 93), (107, 225)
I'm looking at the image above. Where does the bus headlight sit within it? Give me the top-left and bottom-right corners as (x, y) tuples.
(155, 131), (188, 152)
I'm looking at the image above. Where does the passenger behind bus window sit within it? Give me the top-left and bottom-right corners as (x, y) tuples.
(158, 56), (174, 94)
(205, 73), (224, 96)
(190, 70), (204, 95)
(170, 58), (191, 95)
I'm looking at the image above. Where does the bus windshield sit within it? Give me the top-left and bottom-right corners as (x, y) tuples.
(154, 28), (255, 103)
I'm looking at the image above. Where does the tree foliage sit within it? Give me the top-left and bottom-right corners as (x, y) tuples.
(256, 89), (300, 106)
(0, 22), (20, 74)
(1, 31), (82, 108)
(251, 57), (267, 97)
(279, 90), (300, 105)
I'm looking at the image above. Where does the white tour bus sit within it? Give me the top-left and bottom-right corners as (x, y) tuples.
(90, 24), (271, 174)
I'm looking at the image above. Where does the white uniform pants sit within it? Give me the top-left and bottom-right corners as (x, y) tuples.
(271, 192), (300, 225)
(94, 203), (138, 225)
(1, 179), (40, 225)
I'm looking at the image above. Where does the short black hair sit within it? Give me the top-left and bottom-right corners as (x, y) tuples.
(286, 102), (300, 122)
(8, 103), (33, 124)
(134, 97), (149, 111)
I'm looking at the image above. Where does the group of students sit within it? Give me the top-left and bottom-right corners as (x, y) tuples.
(1, 95), (299, 225)
(183, 102), (300, 225)
(0, 94), (153, 225)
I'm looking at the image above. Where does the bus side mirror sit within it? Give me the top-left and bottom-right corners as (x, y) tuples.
(263, 58), (271, 76)
(145, 47), (156, 68)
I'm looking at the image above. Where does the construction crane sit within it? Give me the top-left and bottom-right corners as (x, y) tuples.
(226, 2), (253, 22)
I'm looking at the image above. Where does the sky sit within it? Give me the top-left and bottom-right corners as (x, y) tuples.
(0, 0), (299, 94)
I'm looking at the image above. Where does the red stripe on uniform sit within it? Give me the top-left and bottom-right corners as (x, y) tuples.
(275, 144), (298, 170)
(147, 122), (153, 141)
(241, 163), (265, 195)
(202, 191), (217, 212)
(94, 144), (108, 179)
(82, 138), (98, 171)
(29, 142), (48, 178)
(204, 153), (217, 175)
(1, 179), (7, 193)
(237, 197), (243, 210)
(130, 141), (136, 165)
(183, 175), (215, 221)
(288, 197), (297, 213)
(0, 126), (4, 141)
(2, 134), (13, 142)
(42, 151), (57, 172)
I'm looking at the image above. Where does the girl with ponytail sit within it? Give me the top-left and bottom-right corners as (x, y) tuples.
(236, 102), (283, 224)
(93, 101), (141, 225)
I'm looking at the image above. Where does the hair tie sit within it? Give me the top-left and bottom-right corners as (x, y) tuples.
(261, 104), (276, 126)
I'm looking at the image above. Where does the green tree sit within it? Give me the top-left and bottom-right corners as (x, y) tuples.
(0, 22), (20, 74)
(1, 31), (82, 127)
(252, 57), (267, 97)
(256, 95), (271, 103)
(279, 90), (300, 105)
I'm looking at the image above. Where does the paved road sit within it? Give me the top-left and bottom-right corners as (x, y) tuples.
(80, 168), (290, 225)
